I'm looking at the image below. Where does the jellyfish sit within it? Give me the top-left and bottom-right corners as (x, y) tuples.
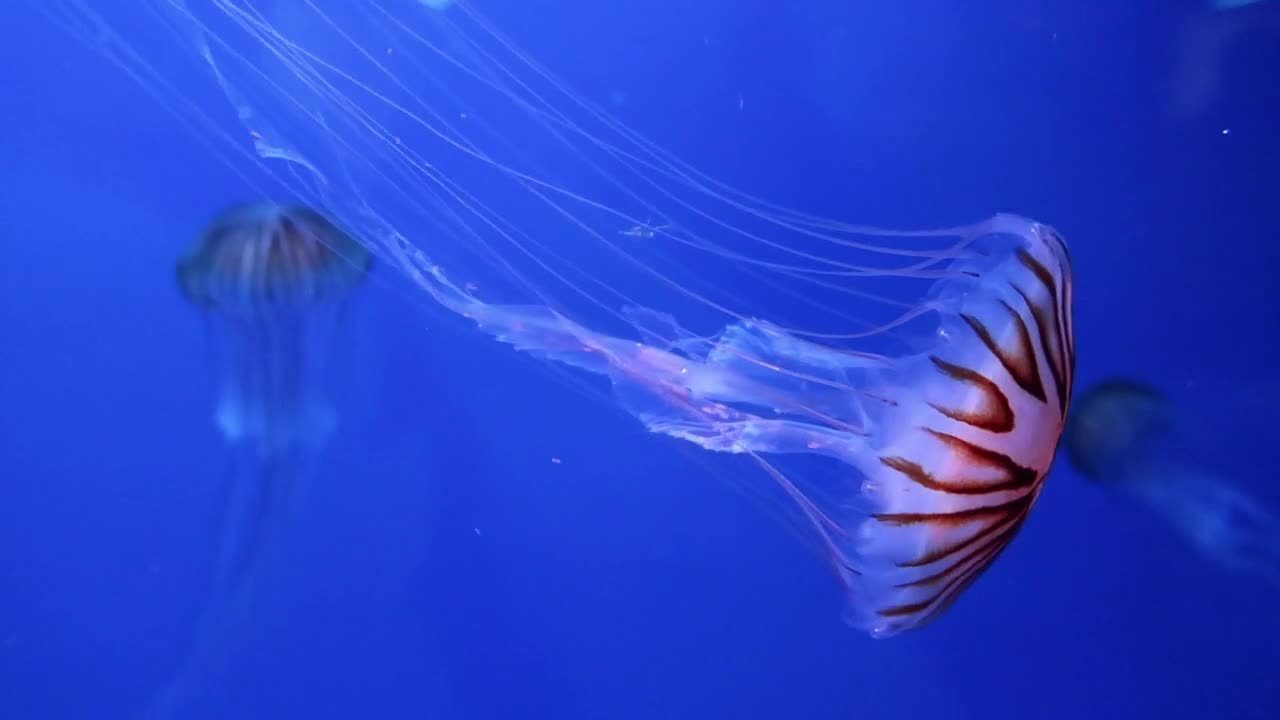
(178, 201), (371, 588)
(177, 202), (371, 459)
(430, 214), (1075, 637)
(152, 202), (370, 714)
(1065, 379), (1280, 589)
(43, 1), (1075, 638)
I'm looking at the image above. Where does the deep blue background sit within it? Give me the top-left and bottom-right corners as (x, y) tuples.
(2, 1), (1278, 718)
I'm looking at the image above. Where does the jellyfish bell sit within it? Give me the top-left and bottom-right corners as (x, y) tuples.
(177, 202), (373, 455)
(1065, 380), (1172, 482)
(47, 2), (1076, 637)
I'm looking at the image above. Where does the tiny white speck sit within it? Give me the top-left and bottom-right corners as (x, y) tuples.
(1221, 128), (1230, 135)
(473, 527), (482, 536)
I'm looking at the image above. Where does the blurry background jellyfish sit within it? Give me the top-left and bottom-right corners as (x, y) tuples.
(1169, 0), (1280, 121)
(152, 202), (371, 715)
(179, 203), (371, 453)
(1066, 378), (1280, 589)
(177, 201), (371, 593)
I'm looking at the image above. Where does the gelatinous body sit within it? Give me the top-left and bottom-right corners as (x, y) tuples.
(178, 202), (372, 456)
(417, 214), (1075, 637)
(179, 200), (370, 584)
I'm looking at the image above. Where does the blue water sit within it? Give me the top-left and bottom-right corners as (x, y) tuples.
(2, 1), (1278, 718)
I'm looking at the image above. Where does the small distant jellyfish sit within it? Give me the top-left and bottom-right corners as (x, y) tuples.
(144, 203), (372, 717)
(178, 202), (371, 596)
(1066, 379), (1280, 589)
(178, 202), (372, 458)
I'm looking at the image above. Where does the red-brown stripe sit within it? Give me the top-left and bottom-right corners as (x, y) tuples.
(880, 430), (1037, 496)
(960, 302), (1047, 403)
(928, 356), (1015, 433)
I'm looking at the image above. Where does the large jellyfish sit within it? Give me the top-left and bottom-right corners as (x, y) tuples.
(1066, 379), (1280, 589)
(433, 215), (1075, 637)
(40, 0), (1075, 638)
(155, 202), (370, 714)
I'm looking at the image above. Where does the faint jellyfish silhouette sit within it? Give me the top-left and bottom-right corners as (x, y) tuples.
(178, 202), (372, 459)
(1169, 0), (1280, 121)
(1066, 379), (1280, 589)
(178, 201), (372, 591)
(145, 202), (370, 717)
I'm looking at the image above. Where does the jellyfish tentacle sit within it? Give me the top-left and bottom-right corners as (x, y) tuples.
(1212, 484), (1280, 589)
